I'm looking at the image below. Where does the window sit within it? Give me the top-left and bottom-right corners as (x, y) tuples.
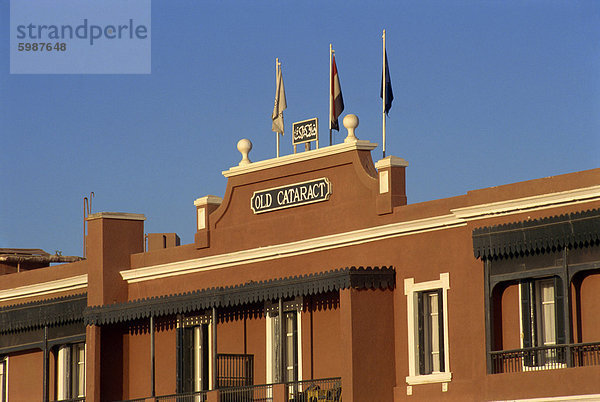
(266, 299), (302, 385)
(404, 273), (451, 385)
(417, 290), (444, 375)
(0, 357), (7, 402)
(180, 315), (213, 392)
(520, 277), (566, 367)
(56, 343), (85, 400)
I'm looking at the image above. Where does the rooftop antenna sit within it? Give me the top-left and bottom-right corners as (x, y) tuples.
(83, 192), (94, 258)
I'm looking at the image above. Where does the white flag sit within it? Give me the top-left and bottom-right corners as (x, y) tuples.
(272, 63), (287, 134)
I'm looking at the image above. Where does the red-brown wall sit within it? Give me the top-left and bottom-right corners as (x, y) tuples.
(156, 323), (177, 395)
(579, 273), (600, 343)
(501, 284), (521, 351)
(341, 288), (395, 402)
(7, 350), (43, 401)
(304, 293), (342, 381)
(124, 326), (151, 399)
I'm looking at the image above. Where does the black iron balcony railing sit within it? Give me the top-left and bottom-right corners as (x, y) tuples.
(219, 383), (272, 402)
(119, 390), (207, 402)
(217, 353), (254, 389)
(285, 377), (342, 402)
(53, 398), (86, 402)
(490, 342), (600, 374)
(571, 342), (600, 367)
(118, 377), (340, 402)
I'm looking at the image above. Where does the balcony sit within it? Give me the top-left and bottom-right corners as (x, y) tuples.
(217, 354), (254, 389)
(490, 342), (600, 374)
(120, 391), (207, 401)
(286, 378), (342, 402)
(119, 377), (342, 402)
(219, 383), (272, 402)
(54, 398), (87, 402)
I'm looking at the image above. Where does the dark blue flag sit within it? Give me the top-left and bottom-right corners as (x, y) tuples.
(380, 51), (393, 115)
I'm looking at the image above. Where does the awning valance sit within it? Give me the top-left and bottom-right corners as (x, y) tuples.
(84, 266), (394, 326)
(473, 209), (600, 260)
(0, 294), (87, 333)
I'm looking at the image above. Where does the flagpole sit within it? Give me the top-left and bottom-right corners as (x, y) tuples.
(382, 29), (386, 159)
(276, 58), (280, 158)
(329, 43), (333, 146)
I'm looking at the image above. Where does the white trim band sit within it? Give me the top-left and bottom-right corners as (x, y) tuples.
(0, 274), (88, 302)
(121, 185), (600, 284)
(451, 185), (600, 220)
(222, 140), (378, 177)
(405, 372), (452, 385)
(121, 214), (464, 283)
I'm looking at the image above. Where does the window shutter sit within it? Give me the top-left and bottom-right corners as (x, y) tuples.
(272, 313), (282, 383)
(71, 345), (77, 398)
(66, 346), (72, 399)
(554, 276), (567, 363)
(437, 289), (445, 372)
(553, 276), (566, 344)
(0, 360), (5, 402)
(201, 324), (210, 390)
(520, 281), (533, 348)
(417, 292), (425, 375)
(181, 327), (194, 393)
(520, 281), (534, 366)
(176, 327), (183, 393)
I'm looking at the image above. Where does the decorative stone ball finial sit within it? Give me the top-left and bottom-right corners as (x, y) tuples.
(343, 114), (359, 143)
(237, 139), (252, 166)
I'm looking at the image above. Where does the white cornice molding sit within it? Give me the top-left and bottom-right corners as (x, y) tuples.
(121, 214), (464, 283)
(222, 140), (378, 178)
(451, 185), (600, 220)
(194, 195), (223, 207)
(87, 212), (146, 221)
(375, 155), (409, 169)
(0, 274), (88, 302)
(121, 184), (600, 284)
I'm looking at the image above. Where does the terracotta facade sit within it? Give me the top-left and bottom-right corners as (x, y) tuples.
(1, 124), (599, 401)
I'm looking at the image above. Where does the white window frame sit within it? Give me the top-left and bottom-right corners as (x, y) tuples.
(193, 324), (213, 391)
(404, 273), (452, 385)
(57, 343), (86, 400)
(180, 314), (214, 391)
(265, 299), (302, 385)
(0, 357), (8, 402)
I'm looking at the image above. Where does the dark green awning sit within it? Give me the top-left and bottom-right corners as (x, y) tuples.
(84, 266), (394, 326)
(0, 294), (87, 333)
(473, 209), (600, 259)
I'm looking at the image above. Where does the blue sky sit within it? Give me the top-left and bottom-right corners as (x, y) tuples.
(1, 0), (599, 258)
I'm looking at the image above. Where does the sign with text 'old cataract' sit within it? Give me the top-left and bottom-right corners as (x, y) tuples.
(251, 178), (331, 214)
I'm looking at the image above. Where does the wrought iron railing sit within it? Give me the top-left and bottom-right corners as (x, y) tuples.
(217, 353), (254, 389)
(53, 398), (86, 402)
(571, 342), (600, 367)
(219, 383), (272, 402)
(119, 391), (207, 402)
(490, 342), (600, 373)
(285, 377), (342, 402)
(118, 377), (343, 402)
